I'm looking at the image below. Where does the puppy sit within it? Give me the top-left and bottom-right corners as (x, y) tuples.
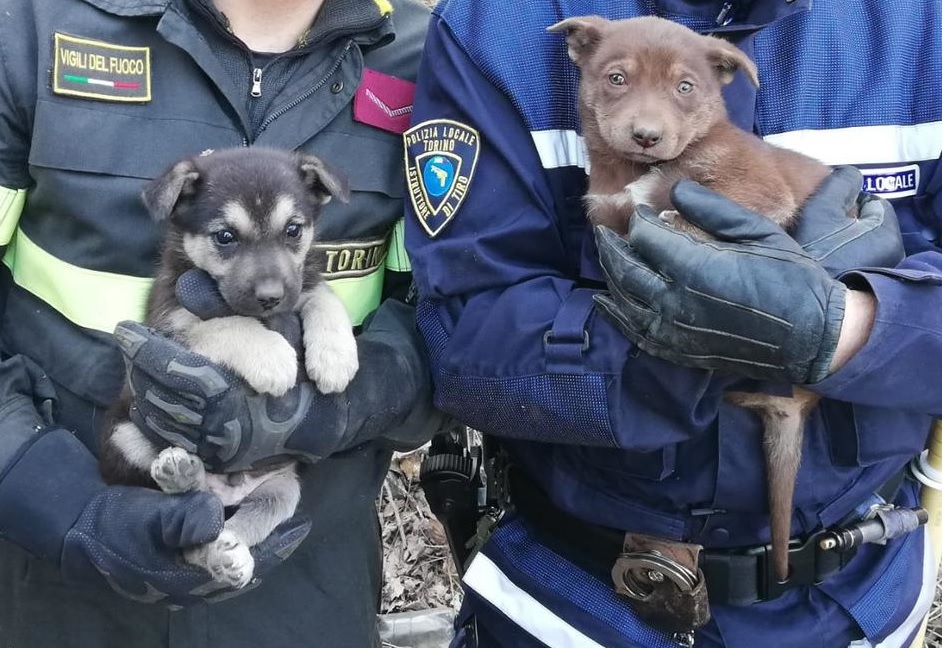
(100, 147), (358, 588)
(549, 15), (837, 582)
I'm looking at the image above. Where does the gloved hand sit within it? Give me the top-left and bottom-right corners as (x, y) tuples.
(0, 427), (311, 607)
(792, 165), (905, 277)
(118, 270), (439, 472)
(593, 181), (848, 384)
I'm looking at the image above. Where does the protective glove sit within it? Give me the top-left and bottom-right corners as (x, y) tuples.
(118, 270), (441, 472)
(0, 427), (310, 607)
(792, 165), (905, 277)
(593, 181), (848, 384)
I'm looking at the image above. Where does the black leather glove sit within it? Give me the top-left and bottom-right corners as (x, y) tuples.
(594, 181), (848, 384)
(118, 270), (440, 472)
(792, 165), (905, 277)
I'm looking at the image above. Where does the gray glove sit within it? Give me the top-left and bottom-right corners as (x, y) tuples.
(118, 271), (441, 472)
(594, 181), (847, 384)
(792, 165), (905, 277)
(116, 320), (322, 472)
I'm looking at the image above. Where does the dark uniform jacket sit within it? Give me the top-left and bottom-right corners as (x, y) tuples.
(405, 0), (941, 645)
(0, 0), (439, 646)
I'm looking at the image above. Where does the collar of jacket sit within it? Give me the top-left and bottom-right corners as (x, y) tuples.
(75, 0), (167, 16)
(652, 0), (811, 35)
(75, 0), (395, 49)
(184, 0), (394, 51)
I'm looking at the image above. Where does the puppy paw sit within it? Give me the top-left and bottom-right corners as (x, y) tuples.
(150, 446), (206, 494)
(185, 530), (255, 589)
(241, 332), (299, 397)
(305, 331), (359, 394)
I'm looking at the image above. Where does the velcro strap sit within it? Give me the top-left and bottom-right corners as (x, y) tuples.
(543, 289), (595, 373)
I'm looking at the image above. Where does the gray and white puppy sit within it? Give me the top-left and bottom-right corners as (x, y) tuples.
(100, 147), (358, 588)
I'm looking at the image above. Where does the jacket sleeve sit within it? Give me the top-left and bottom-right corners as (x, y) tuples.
(0, 14), (31, 252)
(812, 250), (942, 415)
(404, 15), (732, 453)
(0, 5), (49, 498)
(811, 157), (942, 415)
(0, 354), (100, 561)
(299, 298), (450, 456)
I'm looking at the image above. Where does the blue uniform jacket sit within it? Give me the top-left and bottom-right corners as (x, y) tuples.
(405, 0), (942, 645)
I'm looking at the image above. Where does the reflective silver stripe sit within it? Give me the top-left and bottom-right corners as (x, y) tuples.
(847, 529), (937, 648)
(531, 129), (589, 170)
(530, 122), (943, 171)
(463, 553), (608, 648)
(764, 122), (943, 166)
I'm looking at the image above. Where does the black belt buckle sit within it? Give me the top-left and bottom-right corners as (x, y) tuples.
(748, 533), (820, 601)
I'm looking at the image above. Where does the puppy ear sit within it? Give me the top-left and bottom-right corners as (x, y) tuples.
(296, 154), (350, 206)
(706, 37), (759, 88)
(547, 15), (608, 64)
(141, 160), (200, 221)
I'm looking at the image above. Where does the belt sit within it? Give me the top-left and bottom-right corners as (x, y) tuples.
(508, 467), (903, 607)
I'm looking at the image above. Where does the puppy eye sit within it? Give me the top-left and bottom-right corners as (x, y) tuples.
(214, 229), (237, 246)
(608, 73), (626, 86)
(677, 81), (694, 94)
(285, 223), (302, 238)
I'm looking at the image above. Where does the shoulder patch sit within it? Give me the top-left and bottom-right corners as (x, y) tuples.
(53, 33), (151, 102)
(403, 119), (480, 237)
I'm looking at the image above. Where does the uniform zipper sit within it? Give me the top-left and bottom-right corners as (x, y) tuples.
(255, 40), (353, 137)
(251, 67), (263, 98)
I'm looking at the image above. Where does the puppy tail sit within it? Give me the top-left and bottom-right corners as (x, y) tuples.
(725, 388), (820, 582)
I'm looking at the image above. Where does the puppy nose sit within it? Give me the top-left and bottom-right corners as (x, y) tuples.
(258, 295), (282, 310)
(255, 282), (284, 311)
(632, 127), (662, 149)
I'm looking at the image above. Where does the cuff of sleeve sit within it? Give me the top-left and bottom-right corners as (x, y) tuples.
(811, 269), (936, 398)
(283, 391), (347, 460)
(0, 429), (103, 562)
(286, 300), (444, 458)
(807, 281), (847, 384)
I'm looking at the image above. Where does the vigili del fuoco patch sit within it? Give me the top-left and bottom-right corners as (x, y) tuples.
(404, 119), (480, 237)
(53, 33), (151, 102)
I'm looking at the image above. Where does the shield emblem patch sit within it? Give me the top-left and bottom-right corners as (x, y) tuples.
(404, 119), (480, 237)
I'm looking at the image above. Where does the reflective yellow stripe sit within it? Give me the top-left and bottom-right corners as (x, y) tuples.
(2, 228), (151, 332)
(0, 187), (27, 246)
(373, 0), (393, 16)
(326, 266), (384, 327)
(385, 218), (411, 272)
(1, 227), (383, 332)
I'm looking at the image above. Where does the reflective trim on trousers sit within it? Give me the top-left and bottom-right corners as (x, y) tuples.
(463, 552), (611, 648)
(849, 529), (937, 648)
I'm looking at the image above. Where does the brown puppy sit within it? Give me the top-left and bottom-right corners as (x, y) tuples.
(549, 15), (835, 582)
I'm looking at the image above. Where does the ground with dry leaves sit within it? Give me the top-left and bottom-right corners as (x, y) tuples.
(379, 448), (942, 647)
(379, 449), (462, 616)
